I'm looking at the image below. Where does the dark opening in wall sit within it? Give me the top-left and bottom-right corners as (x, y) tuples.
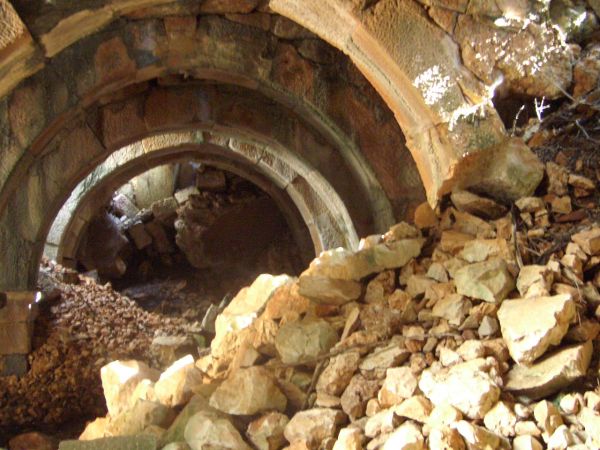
(73, 162), (308, 313)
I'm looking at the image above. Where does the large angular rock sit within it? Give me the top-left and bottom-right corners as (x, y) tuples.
(297, 274), (362, 305)
(340, 374), (381, 420)
(284, 408), (346, 447)
(211, 274), (292, 358)
(505, 341), (593, 400)
(155, 355), (201, 408)
(298, 238), (423, 304)
(572, 227), (600, 256)
(454, 258), (515, 303)
(453, 420), (502, 449)
(209, 366), (287, 415)
(108, 400), (175, 437)
(497, 294), (575, 364)
(451, 190), (507, 220)
(419, 359), (500, 419)
(378, 367), (418, 407)
(275, 318), (338, 365)
(159, 391), (219, 446)
(382, 421), (425, 450)
(316, 351), (361, 396)
(100, 360), (160, 417)
(184, 411), (251, 450)
(247, 412), (289, 450)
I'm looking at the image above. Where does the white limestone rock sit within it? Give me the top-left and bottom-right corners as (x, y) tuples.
(497, 294), (576, 364)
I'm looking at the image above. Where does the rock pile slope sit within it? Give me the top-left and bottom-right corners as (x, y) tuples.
(54, 159), (600, 450)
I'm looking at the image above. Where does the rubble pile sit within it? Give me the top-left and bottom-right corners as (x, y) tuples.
(79, 167), (301, 283)
(57, 159), (600, 450)
(0, 264), (197, 441)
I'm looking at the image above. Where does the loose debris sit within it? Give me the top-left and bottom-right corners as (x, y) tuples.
(51, 157), (600, 450)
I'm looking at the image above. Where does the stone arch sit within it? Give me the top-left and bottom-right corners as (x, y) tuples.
(46, 130), (359, 268)
(0, 0), (539, 210)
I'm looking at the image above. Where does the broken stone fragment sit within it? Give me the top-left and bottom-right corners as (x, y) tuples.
(108, 399), (175, 437)
(155, 355), (200, 408)
(497, 294), (575, 364)
(454, 258), (515, 303)
(572, 227), (600, 256)
(275, 317), (338, 365)
(516, 265), (554, 298)
(382, 421), (425, 450)
(393, 395), (433, 423)
(512, 435), (543, 450)
(504, 341), (593, 400)
(101, 360), (160, 418)
(428, 427), (466, 450)
(298, 275), (362, 305)
(332, 427), (364, 450)
(359, 342), (409, 374)
(209, 366), (287, 415)
(365, 408), (401, 438)
(341, 374), (381, 420)
(246, 412), (289, 450)
(419, 359), (500, 419)
(316, 351), (361, 396)
(431, 294), (471, 326)
(59, 435), (158, 450)
(453, 420), (504, 449)
(184, 410), (251, 450)
(283, 408), (346, 448)
(211, 274), (292, 359)
(483, 401), (517, 438)
(451, 190), (508, 219)
(378, 367), (418, 407)
(534, 400), (563, 442)
(515, 197), (545, 213)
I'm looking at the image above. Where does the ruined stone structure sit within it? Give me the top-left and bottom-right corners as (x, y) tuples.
(2, 0), (582, 292)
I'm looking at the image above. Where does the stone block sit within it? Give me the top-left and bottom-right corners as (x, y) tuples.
(0, 354), (28, 376)
(58, 435), (158, 450)
(0, 321), (33, 354)
(0, 291), (37, 322)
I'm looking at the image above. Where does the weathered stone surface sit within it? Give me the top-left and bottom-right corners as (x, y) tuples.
(378, 367), (418, 407)
(101, 360), (160, 417)
(505, 341), (593, 400)
(359, 343), (409, 373)
(572, 227), (600, 256)
(453, 420), (502, 450)
(184, 411), (251, 450)
(483, 401), (517, 438)
(275, 318), (338, 365)
(382, 421), (425, 450)
(454, 258), (515, 303)
(59, 435), (158, 450)
(211, 274), (292, 358)
(297, 275), (362, 305)
(431, 294), (471, 326)
(247, 412), (289, 450)
(512, 435), (543, 450)
(332, 427), (363, 450)
(209, 366), (287, 415)
(393, 395), (433, 423)
(109, 399), (175, 437)
(160, 394), (218, 445)
(284, 408), (346, 447)
(155, 355), (200, 408)
(497, 294), (575, 364)
(419, 359), (500, 419)
(341, 374), (380, 420)
(451, 190), (507, 219)
(316, 351), (361, 396)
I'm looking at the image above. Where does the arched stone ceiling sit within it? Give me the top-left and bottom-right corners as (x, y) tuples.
(0, 0), (548, 208)
(47, 131), (359, 269)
